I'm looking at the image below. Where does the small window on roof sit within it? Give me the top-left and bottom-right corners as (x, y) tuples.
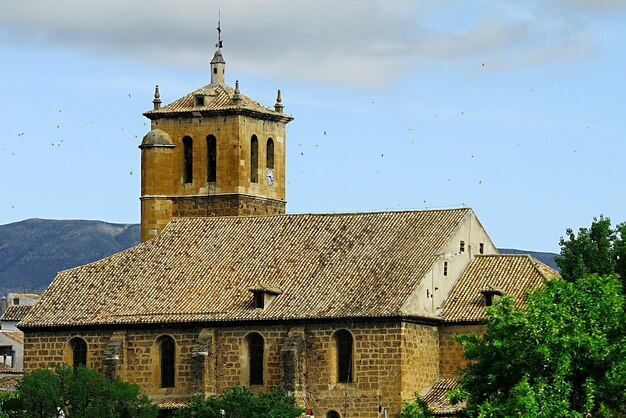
(479, 243), (484, 254)
(481, 288), (503, 307)
(195, 96), (205, 107)
(254, 292), (264, 309)
(12, 298), (19, 306)
(460, 241), (465, 253)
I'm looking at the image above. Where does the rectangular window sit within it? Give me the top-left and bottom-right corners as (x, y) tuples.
(12, 298), (19, 306)
(479, 243), (484, 254)
(444, 262), (448, 276)
(254, 292), (264, 309)
(459, 241), (465, 253)
(195, 96), (205, 106)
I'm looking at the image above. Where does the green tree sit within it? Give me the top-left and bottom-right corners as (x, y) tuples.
(399, 393), (433, 418)
(557, 215), (626, 283)
(0, 391), (19, 418)
(5, 365), (157, 418)
(452, 275), (626, 417)
(174, 386), (305, 418)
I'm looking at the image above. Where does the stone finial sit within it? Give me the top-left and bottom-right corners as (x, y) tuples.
(274, 89), (284, 113)
(153, 85), (161, 110)
(232, 80), (242, 104)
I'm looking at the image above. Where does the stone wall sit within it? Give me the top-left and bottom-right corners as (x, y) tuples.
(438, 324), (482, 377)
(171, 194), (285, 218)
(400, 322), (440, 400)
(23, 320), (446, 417)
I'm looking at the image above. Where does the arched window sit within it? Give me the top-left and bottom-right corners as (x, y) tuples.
(158, 336), (175, 388)
(266, 138), (274, 169)
(69, 337), (87, 369)
(326, 411), (341, 418)
(183, 136), (193, 184)
(250, 135), (258, 183)
(247, 332), (264, 386)
(207, 135), (216, 182)
(334, 330), (353, 383)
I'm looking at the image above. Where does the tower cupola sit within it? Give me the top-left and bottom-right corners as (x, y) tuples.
(210, 17), (225, 85)
(210, 49), (225, 85)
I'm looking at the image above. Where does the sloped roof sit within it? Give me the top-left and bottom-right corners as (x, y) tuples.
(0, 331), (24, 345)
(439, 254), (559, 322)
(144, 83), (293, 122)
(421, 378), (464, 416)
(1, 306), (32, 322)
(20, 209), (472, 328)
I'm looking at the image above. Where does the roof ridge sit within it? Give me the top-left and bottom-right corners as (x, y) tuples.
(170, 207), (472, 221)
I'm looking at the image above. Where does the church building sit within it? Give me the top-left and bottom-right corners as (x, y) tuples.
(19, 44), (557, 417)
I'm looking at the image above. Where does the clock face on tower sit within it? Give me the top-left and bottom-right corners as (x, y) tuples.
(266, 168), (274, 186)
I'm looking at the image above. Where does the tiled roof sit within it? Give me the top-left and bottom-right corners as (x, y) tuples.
(151, 396), (191, 409)
(144, 83), (293, 122)
(21, 209), (472, 328)
(1, 306), (32, 322)
(422, 379), (465, 416)
(0, 331), (24, 345)
(439, 254), (559, 322)
(0, 372), (23, 390)
(421, 378), (464, 416)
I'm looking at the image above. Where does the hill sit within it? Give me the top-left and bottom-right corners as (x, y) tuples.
(0, 219), (560, 294)
(0, 219), (140, 295)
(498, 248), (560, 271)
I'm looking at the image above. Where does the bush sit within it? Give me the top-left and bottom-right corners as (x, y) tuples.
(4, 364), (158, 418)
(174, 386), (305, 418)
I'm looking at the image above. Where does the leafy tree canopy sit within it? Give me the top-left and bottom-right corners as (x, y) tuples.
(452, 274), (626, 417)
(557, 215), (626, 283)
(173, 386), (305, 418)
(399, 393), (433, 418)
(2, 365), (158, 418)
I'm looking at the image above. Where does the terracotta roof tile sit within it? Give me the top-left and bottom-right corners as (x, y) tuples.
(421, 378), (464, 415)
(21, 209), (471, 328)
(439, 254), (559, 322)
(144, 83), (293, 122)
(1, 306), (32, 322)
(151, 396), (191, 409)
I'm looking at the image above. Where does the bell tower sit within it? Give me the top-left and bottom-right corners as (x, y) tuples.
(139, 36), (293, 242)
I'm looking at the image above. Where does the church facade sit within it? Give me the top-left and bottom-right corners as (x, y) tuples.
(20, 47), (557, 417)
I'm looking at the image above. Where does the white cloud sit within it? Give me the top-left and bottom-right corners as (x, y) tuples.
(0, 1), (607, 86)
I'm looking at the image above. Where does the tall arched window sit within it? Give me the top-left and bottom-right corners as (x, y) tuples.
(250, 135), (258, 183)
(247, 332), (264, 386)
(183, 136), (193, 184)
(334, 330), (353, 383)
(266, 138), (274, 169)
(158, 336), (175, 388)
(207, 135), (216, 182)
(69, 337), (87, 369)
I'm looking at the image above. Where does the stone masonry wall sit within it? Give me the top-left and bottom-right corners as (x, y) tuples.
(400, 322), (440, 400)
(24, 320), (443, 417)
(171, 194), (285, 218)
(438, 324), (483, 377)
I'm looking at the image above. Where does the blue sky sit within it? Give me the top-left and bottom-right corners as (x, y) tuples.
(1, 0), (625, 252)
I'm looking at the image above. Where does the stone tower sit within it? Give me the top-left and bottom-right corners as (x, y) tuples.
(140, 47), (294, 242)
